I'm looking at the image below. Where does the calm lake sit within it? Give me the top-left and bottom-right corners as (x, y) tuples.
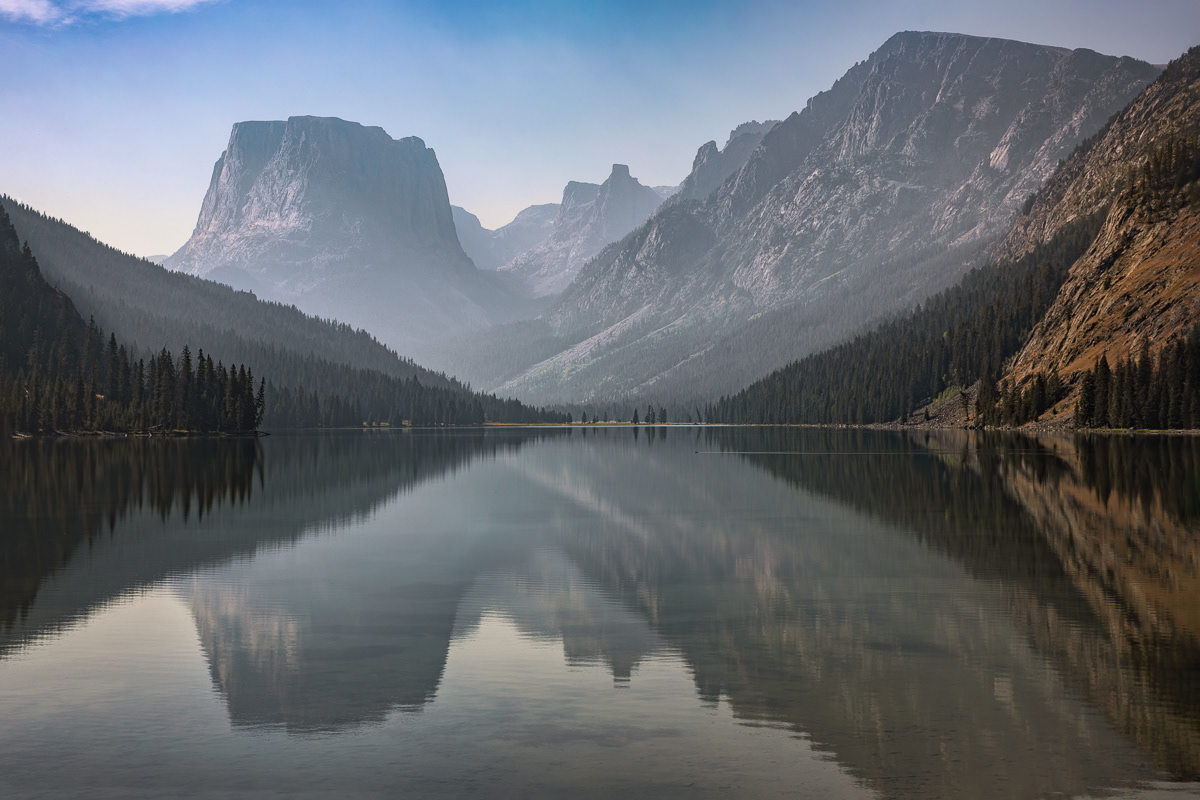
(2, 427), (1199, 799)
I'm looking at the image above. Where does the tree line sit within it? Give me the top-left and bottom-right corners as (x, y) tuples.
(1075, 329), (1200, 430)
(706, 212), (1105, 426)
(0, 204), (565, 433)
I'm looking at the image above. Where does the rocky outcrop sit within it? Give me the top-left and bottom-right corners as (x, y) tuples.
(499, 164), (665, 297)
(674, 120), (779, 202)
(478, 33), (1159, 405)
(167, 116), (532, 352)
(451, 203), (557, 271)
(997, 47), (1200, 399)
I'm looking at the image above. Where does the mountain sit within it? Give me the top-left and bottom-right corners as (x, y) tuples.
(1, 197), (566, 428)
(2, 196), (450, 385)
(166, 116), (535, 352)
(498, 164), (666, 297)
(451, 203), (558, 271)
(472, 32), (1159, 405)
(673, 120), (779, 202)
(709, 45), (1200, 429)
(0, 204), (85, 378)
(997, 46), (1200, 401)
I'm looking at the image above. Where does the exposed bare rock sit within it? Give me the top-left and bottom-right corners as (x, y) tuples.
(998, 47), (1200, 399)
(166, 116), (534, 353)
(499, 164), (665, 297)
(481, 32), (1159, 405)
(451, 203), (558, 272)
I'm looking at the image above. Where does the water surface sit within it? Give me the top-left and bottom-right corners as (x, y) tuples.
(2, 428), (1199, 798)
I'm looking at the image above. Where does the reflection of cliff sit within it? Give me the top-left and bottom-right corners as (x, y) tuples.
(512, 433), (1154, 800)
(0, 431), (549, 658)
(713, 427), (1200, 782)
(184, 523), (478, 732)
(978, 433), (1200, 779)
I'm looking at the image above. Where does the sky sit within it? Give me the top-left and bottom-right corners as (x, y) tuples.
(0, 0), (1197, 257)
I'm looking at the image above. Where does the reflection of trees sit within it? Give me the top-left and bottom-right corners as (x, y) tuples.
(704, 427), (1200, 782)
(0, 430), (553, 653)
(984, 432), (1200, 780)
(525, 432), (1151, 800)
(0, 436), (262, 632)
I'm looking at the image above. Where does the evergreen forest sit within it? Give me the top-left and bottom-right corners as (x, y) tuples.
(707, 212), (1105, 426)
(0, 205), (565, 433)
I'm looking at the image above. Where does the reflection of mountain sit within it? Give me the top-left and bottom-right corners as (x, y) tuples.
(454, 548), (665, 681)
(511, 431), (1164, 799)
(974, 432), (1200, 779)
(184, 512), (482, 731)
(0, 431), (549, 660)
(712, 427), (1200, 782)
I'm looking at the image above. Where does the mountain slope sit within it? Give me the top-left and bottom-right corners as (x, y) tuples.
(673, 120), (780, 202)
(166, 116), (535, 352)
(0, 204), (85, 377)
(998, 46), (1200, 395)
(2, 196), (451, 387)
(499, 164), (665, 297)
(480, 32), (1159, 405)
(708, 44), (1200, 429)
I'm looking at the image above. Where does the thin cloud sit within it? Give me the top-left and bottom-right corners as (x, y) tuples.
(0, 0), (216, 24)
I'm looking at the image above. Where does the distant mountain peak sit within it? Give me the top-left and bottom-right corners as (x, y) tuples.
(498, 163), (666, 297)
(166, 115), (533, 352)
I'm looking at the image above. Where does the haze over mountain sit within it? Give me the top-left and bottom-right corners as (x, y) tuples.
(673, 120), (780, 202)
(709, 44), (1200, 429)
(499, 164), (667, 297)
(451, 203), (558, 272)
(454, 32), (1159, 405)
(166, 116), (536, 353)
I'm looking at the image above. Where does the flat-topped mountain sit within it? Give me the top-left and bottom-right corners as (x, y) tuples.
(499, 164), (665, 297)
(167, 116), (533, 352)
(475, 32), (1160, 404)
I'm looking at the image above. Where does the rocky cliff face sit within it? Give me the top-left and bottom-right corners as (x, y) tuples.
(996, 47), (1200, 401)
(499, 164), (665, 297)
(167, 116), (530, 352)
(674, 120), (779, 202)
(479, 32), (1159, 404)
(451, 203), (558, 272)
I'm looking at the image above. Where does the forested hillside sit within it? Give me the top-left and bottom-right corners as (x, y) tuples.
(0, 204), (261, 433)
(712, 44), (1200, 430)
(0, 203), (566, 431)
(1, 197), (453, 387)
(708, 214), (1104, 425)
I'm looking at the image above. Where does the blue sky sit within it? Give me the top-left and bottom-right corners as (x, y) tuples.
(1, 0), (1197, 256)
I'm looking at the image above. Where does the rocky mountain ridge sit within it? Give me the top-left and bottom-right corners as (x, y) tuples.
(996, 46), (1200, 403)
(499, 163), (665, 297)
(476, 32), (1160, 405)
(451, 203), (558, 272)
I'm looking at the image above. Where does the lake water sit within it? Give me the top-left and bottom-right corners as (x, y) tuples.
(2, 427), (1199, 799)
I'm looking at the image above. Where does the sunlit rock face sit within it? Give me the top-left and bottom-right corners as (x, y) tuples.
(483, 32), (1160, 405)
(166, 116), (532, 352)
(499, 164), (666, 297)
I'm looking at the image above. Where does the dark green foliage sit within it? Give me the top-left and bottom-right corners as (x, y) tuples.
(1073, 327), (1200, 430)
(0, 205), (261, 433)
(1132, 131), (1200, 219)
(709, 213), (1106, 425)
(0, 199), (565, 429)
